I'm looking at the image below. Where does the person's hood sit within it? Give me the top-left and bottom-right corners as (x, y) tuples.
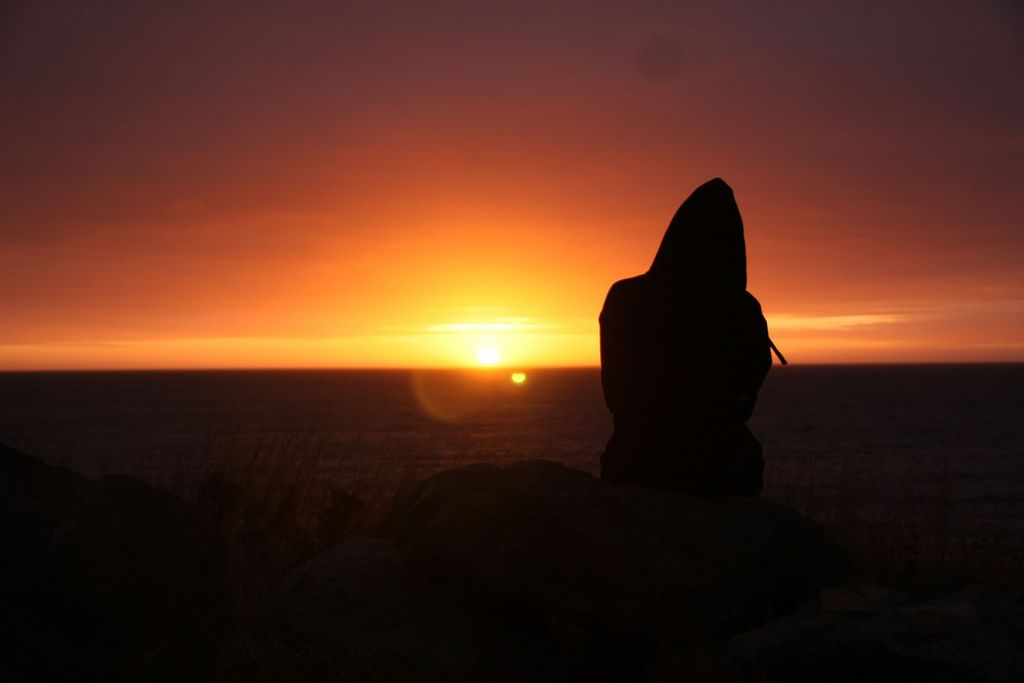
(648, 177), (747, 291)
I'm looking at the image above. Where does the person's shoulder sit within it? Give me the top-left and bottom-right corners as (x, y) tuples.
(740, 290), (765, 313)
(737, 291), (769, 332)
(606, 274), (648, 298)
(600, 274), (647, 321)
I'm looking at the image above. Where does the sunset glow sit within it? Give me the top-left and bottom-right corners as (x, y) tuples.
(1, 3), (1021, 369)
(477, 347), (500, 366)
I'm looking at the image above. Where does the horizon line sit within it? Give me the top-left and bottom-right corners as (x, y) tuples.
(3, 360), (1024, 373)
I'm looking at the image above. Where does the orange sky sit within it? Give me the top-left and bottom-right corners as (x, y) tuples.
(2, 1), (1022, 369)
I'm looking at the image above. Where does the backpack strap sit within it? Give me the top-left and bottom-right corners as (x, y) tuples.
(768, 337), (788, 365)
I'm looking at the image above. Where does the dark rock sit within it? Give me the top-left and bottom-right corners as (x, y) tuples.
(0, 442), (228, 681)
(395, 461), (844, 639)
(252, 460), (844, 681)
(726, 583), (1024, 682)
(240, 538), (510, 682)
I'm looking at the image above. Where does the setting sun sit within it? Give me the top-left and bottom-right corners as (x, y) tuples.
(511, 372), (527, 384)
(477, 347), (500, 366)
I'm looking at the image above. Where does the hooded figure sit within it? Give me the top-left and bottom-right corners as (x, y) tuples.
(599, 178), (772, 499)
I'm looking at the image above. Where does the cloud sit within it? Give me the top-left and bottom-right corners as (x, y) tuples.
(424, 318), (552, 334)
(768, 313), (909, 331)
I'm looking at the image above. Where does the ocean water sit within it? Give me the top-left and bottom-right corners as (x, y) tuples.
(1, 365), (1022, 557)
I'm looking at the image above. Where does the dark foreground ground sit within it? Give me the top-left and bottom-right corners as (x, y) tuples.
(2, 441), (1022, 682)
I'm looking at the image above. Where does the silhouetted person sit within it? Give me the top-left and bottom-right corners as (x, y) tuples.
(600, 178), (779, 499)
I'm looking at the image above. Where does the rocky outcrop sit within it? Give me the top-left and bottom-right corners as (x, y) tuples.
(0, 443), (228, 681)
(7, 444), (1021, 682)
(249, 460), (845, 681)
(726, 582), (1024, 682)
(395, 461), (844, 637)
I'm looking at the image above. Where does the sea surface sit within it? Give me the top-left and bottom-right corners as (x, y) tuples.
(2, 365), (1022, 561)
